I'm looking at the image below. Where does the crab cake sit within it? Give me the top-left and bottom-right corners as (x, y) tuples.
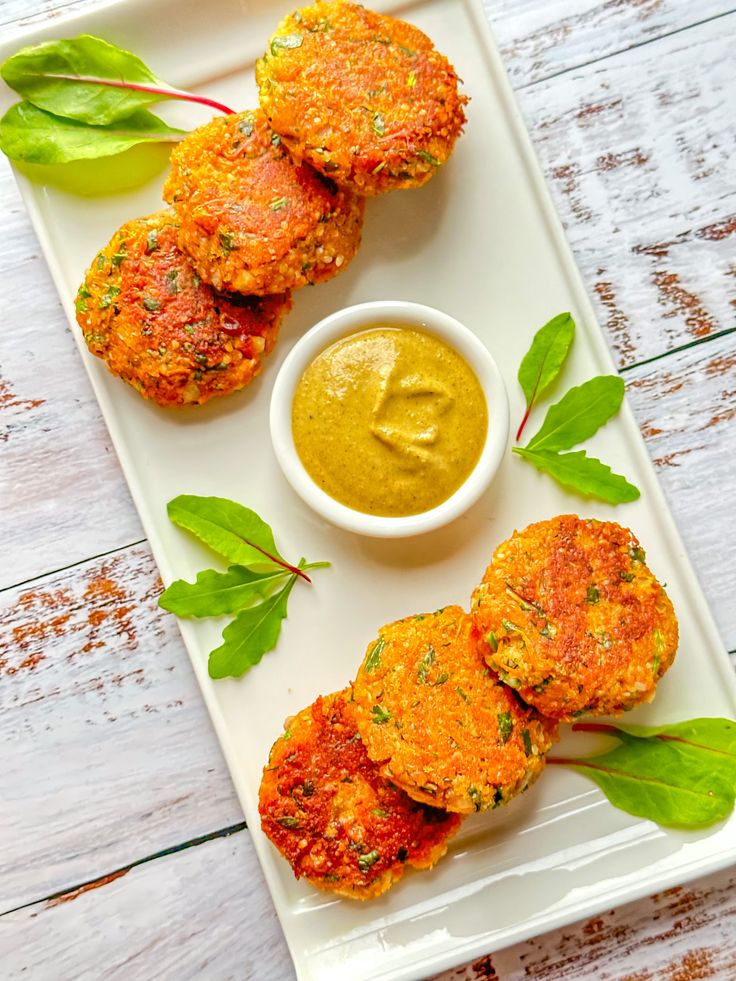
(471, 515), (679, 722)
(75, 211), (290, 407)
(163, 109), (364, 294)
(257, 2), (468, 196)
(352, 607), (557, 814)
(259, 689), (461, 900)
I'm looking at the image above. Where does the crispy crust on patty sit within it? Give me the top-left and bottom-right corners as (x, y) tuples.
(470, 515), (679, 721)
(257, 1), (468, 195)
(258, 689), (461, 900)
(351, 607), (557, 814)
(75, 210), (290, 406)
(163, 109), (364, 294)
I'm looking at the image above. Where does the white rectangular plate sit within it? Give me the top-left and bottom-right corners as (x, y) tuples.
(3, 1), (736, 979)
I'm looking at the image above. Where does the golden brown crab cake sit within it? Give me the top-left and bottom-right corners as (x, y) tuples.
(256, 1), (468, 196)
(471, 515), (679, 722)
(259, 689), (461, 900)
(163, 109), (364, 294)
(75, 210), (290, 407)
(352, 607), (557, 814)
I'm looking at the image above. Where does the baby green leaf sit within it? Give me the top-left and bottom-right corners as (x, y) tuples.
(575, 718), (736, 790)
(167, 494), (290, 574)
(0, 35), (234, 125)
(513, 447), (640, 504)
(550, 720), (736, 828)
(208, 573), (298, 679)
(0, 101), (185, 164)
(2, 35), (170, 125)
(516, 312), (574, 440)
(159, 565), (288, 618)
(526, 375), (625, 453)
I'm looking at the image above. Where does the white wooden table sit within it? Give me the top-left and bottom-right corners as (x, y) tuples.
(1, 1), (735, 978)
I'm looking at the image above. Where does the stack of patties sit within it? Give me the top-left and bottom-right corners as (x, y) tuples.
(259, 515), (678, 900)
(75, 0), (468, 407)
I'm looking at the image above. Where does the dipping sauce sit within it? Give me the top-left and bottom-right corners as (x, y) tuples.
(291, 326), (488, 516)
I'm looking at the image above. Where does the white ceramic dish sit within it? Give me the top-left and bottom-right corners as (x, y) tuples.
(269, 300), (509, 537)
(3, 1), (736, 980)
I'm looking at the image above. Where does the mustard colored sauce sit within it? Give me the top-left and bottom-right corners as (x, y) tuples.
(291, 326), (488, 517)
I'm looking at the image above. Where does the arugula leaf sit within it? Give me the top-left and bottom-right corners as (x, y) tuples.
(159, 565), (287, 618)
(516, 312), (574, 440)
(0, 35), (234, 125)
(208, 572), (298, 679)
(513, 447), (640, 503)
(526, 375), (624, 453)
(0, 101), (185, 164)
(550, 718), (736, 827)
(167, 495), (289, 573)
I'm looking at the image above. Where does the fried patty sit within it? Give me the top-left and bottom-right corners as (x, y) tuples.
(75, 210), (290, 406)
(470, 515), (679, 721)
(259, 689), (461, 900)
(163, 109), (364, 294)
(257, 1), (468, 196)
(351, 607), (557, 814)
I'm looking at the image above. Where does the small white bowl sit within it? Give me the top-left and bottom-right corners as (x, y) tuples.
(269, 300), (509, 538)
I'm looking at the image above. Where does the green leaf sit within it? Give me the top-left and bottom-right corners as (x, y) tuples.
(513, 447), (640, 504)
(607, 718), (736, 790)
(526, 375), (625, 452)
(207, 573), (297, 679)
(517, 312), (574, 437)
(0, 101), (185, 164)
(1, 35), (169, 125)
(554, 734), (735, 828)
(166, 495), (286, 571)
(158, 565), (288, 618)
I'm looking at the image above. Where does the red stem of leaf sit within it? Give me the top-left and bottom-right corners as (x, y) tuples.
(571, 722), (620, 735)
(245, 541), (311, 583)
(50, 74), (236, 115)
(516, 402), (533, 442)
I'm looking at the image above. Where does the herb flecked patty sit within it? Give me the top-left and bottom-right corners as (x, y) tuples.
(163, 109), (364, 294)
(258, 689), (461, 900)
(75, 210), (290, 407)
(351, 607), (557, 814)
(256, 1), (468, 196)
(470, 515), (679, 721)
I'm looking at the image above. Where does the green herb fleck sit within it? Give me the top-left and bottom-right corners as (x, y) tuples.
(417, 645), (436, 684)
(467, 786), (482, 812)
(407, 71), (417, 88)
(455, 686), (470, 703)
(239, 113), (255, 137)
(165, 268), (180, 294)
(269, 195), (288, 211)
(219, 230), (237, 256)
(96, 253), (106, 270)
(372, 808), (389, 818)
(586, 585), (600, 605)
(111, 242), (127, 267)
(98, 284), (120, 309)
(371, 111), (385, 136)
(270, 132), (281, 146)
(417, 149), (440, 166)
(142, 296), (160, 312)
(271, 34), (303, 55)
(372, 704), (391, 725)
(364, 637), (385, 673)
(629, 546), (646, 563)
(501, 619), (520, 634)
(521, 729), (533, 756)
(357, 849), (380, 872)
(486, 630), (498, 652)
(620, 570), (635, 582)
(434, 672), (450, 686)
(497, 712), (513, 744)
(277, 815), (300, 828)
(398, 45), (416, 57)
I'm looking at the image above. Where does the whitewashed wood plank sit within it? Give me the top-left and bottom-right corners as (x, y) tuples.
(0, 543), (243, 911)
(0, 156), (143, 589)
(487, 0), (735, 87)
(625, 337), (736, 649)
(516, 14), (736, 367)
(1, 830), (296, 981)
